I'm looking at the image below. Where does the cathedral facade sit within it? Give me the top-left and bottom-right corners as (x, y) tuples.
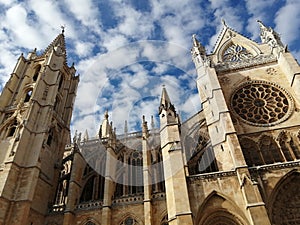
(0, 21), (300, 225)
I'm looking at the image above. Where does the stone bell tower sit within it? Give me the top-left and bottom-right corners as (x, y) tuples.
(0, 30), (79, 225)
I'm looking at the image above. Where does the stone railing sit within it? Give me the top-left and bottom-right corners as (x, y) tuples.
(112, 194), (144, 205)
(188, 170), (236, 182)
(75, 200), (103, 210)
(248, 160), (300, 172)
(152, 192), (166, 200)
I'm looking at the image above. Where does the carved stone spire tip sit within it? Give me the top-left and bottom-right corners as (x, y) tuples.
(104, 110), (109, 119)
(222, 18), (227, 27)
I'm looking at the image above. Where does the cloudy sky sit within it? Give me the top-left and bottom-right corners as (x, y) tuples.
(0, 0), (299, 137)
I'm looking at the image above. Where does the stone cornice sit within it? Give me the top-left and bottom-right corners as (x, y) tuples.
(213, 54), (277, 73)
(188, 170), (237, 182)
(249, 160), (300, 172)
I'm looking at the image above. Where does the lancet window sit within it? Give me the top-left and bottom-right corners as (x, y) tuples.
(33, 65), (41, 81)
(240, 133), (300, 167)
(80, 164), (106, 203)
(120, 217), (138, 225)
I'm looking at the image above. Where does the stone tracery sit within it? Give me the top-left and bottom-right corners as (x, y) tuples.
(271, 173), (300, 225)
(223, 44), (253, 62)
(231, 80), (293, 126)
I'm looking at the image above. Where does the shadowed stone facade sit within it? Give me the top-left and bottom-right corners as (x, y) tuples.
(0, 21), (300, 225)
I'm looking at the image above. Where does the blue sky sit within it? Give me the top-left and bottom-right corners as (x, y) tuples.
(0, 0), (299, 136)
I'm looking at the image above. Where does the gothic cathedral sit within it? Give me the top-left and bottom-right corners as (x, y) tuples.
(0, 21), (299, 225)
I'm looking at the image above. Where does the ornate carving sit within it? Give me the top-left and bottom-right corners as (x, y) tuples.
(223, 44), (253, 62)
(266, 67), (278, 76)
(188, 170), (236, 183)
(214, 54), (277, 72)
(271, 173), (300, 224)
(231, 80), (294, 126)
(219, 76), (230, 85)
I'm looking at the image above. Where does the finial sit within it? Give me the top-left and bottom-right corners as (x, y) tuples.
(60, 25), (65, 34)
(142, 115), (148, 134)
(104, 110), (109, 119)
(257, 19), (263, 25)
(222, 19), (227, 27)
(192, 34), (199, 47)
(151, 115), (155, 129)
(124, 120), (128, 134)
(257, 20), (267, 30)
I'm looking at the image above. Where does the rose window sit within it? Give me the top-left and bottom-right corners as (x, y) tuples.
(231, 81), (294, 126)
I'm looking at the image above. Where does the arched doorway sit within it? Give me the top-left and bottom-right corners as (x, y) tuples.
(270, 172), (300, 224)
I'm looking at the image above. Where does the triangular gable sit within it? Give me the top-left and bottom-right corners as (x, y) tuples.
(211, 21), (262, 63)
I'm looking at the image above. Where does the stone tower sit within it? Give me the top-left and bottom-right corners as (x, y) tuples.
(189, 20), (300, 224)
(0, 31), (79, 225)
(158, 87), (193, 225)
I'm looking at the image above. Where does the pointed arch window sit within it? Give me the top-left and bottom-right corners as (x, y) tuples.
(271, 173), (300, 224)
(115, 154), (125, 198)
(80, 176), (94, 202)
(7, 119), (18, 137)
(259, 136), (283, 164)
(152, 150), (165, 193)
(240, 138), (264, 166)
(128, 151), (143, 195)
(80, 164), (106, 203)
(120, 217), (138, 225)
(33, 65), (41, 81)
(85, 222), (96, 225)
(24, 89), (33, 102)
(58, 74), (64, 90)
(277, 131), (300, 161)
(47, 128), (54, 146)
(197, 146), (218, 173)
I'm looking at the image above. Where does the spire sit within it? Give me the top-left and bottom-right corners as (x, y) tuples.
(151, 115), (155, 129)
(42, 31), (67, 62)
(191, 34), (206, 57)
(104, 109), (109, 119)
(124, 120), (128, 134)
(160, 85), (171, 105)
(257, 20), (284, 49)
(83, 129), (89, 142)
(159, 85), (176, 114)
(142, 115), (148, 134)
(192, 34), (200, 47)
(99, 110), (111, 138)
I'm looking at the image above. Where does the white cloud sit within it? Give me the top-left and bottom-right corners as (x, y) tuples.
(63, 0), (101, 31)
(102, 33), (128, 52)
(75, 41), (94, 57)
(27, 0), (76, 39)
(275, 0), (300, 45)
(4, 4), (45, 48)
